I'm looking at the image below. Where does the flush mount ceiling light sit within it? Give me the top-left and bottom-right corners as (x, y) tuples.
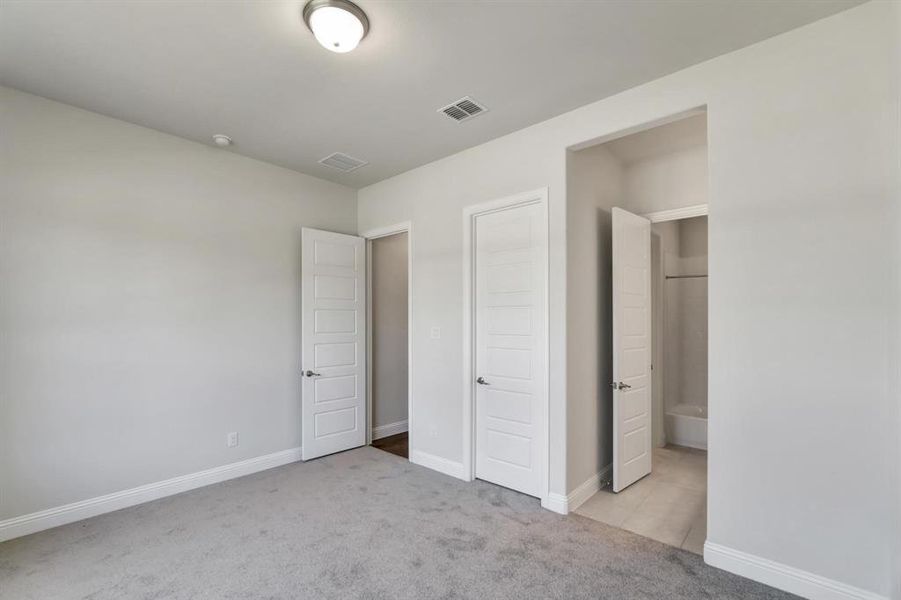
(212, 134), (232, 147)
(303, 0), (369, 54)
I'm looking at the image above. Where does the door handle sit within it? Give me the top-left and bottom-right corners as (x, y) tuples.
(304, 370), (322, 378)
(476, 376), (490, 385)
(609, 381), (631, 390)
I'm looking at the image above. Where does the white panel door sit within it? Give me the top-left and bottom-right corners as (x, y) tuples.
(474, 202), (546, 498)
(612, 207), (652, 492)
(302, 228), (365, 461)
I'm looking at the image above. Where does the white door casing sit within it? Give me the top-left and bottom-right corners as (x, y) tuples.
(301, 228), (366, 461)
(611, 207), (652, 492)
(473, 199), (547, 498)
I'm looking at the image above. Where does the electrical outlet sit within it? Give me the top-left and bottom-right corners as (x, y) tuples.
(227, 432), (239, 448)
(430, 327), (441, 339)
(429, 426), (438, 438)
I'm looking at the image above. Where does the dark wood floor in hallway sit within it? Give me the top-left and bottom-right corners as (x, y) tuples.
(371, 432), (408, 459)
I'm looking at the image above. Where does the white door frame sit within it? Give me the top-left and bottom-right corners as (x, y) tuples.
(361, 222), (413, 451)
(642, 204), (708, 223)
(462, 188), (550, 505)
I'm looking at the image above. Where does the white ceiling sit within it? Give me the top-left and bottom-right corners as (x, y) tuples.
(0, 0), (862, 188)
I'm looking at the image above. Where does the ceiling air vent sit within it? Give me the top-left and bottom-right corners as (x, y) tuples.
(319, 152), (368, 172)
(438, 96), (488, 122)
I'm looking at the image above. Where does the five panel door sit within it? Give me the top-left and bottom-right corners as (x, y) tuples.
(301, 228), (366, 461)
(611, 207), (652, 492)
(473, 201), (547, 498)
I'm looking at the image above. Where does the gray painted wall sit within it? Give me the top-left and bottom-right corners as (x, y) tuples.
(569, 122), (708, 484)
(0, 2), (897, 595)
(658, 217), (708, 416)
(0, 87), (357, 520)
(371, 232), (409, 432)
(565, 144), (622, 488)
(623, 144), (708, 214)
(651, 220), (678, 446)
(358, 3), (899, 594)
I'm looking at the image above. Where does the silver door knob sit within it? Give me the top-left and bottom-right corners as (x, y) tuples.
(609, 381), (631, 390)
(304, 370), (321, 378)
(476, 376), (490, 385)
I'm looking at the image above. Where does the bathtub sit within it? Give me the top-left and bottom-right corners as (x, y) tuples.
(665, 403), (707, 450)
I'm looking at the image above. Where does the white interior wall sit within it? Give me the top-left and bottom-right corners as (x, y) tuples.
(653, 220), (681, 441)
(661, 277), (684, 412)
(0, 86), (357, 520)
(371, 232), (409, 433)
(358, 141), (570, 499)
(565, 144), (623, 487)
(605, 112), (708, 214)
(888, 7), (900, 593)
(623, 145), (708, 214)
(575, 118), (708, 465)
(679, 216), (708, 273)
(666, 276), (707, 415)
(358, 2), (899, 596)
(0, 3), (895, 596)
(671, 217), (708, 414)
(566, 128), (709, 482)
(655, 217), (709, 418)
(650, 222), (674, 447)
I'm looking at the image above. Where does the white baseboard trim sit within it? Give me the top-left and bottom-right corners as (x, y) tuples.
(704, 542), (887, 600)
(669, 439), (707, 451)
(541, 493), (568, 514)
(0, 447), (303, 543)
(372, 419), (408, 440)
(409, 450), (467, 481)
(540, 464), (612, 515)
(568, 464), (612, 512)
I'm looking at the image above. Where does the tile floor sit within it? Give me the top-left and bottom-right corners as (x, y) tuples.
(575, 445), (707, 554)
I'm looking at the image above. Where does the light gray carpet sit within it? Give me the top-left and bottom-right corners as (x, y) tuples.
(0, 447), (796, 599)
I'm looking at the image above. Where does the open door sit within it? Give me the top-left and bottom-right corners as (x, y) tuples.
(611, 207), (652, 492)
(301, 227), (366, 461)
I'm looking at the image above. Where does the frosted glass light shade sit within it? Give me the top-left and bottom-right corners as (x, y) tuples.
(303, 0), (369, 54)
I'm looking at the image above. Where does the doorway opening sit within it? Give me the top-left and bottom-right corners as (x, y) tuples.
(365, 225), (411, 460)
(566, 111), (708, 554)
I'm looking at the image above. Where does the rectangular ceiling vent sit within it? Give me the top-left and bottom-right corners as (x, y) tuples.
(438, 96), (488, 122)
(318, 152), (368, 173)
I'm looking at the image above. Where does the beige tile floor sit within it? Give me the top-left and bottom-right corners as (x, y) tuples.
(575, 445), (707, 554)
